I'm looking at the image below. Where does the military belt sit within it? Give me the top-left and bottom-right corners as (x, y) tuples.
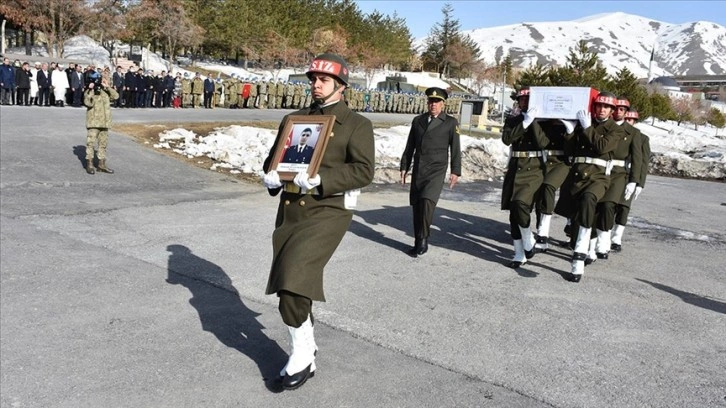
(283, 183), (320, 195)
(545, 150), (565, 156)
(511, 151), (543, 158)
(282, 183), (344, 197)
(573, 157), (627, 175)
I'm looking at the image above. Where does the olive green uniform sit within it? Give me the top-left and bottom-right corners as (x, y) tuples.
(400, 112), (462, 242)
(501, 115), (550, 240)
(263, 101), (375, 302)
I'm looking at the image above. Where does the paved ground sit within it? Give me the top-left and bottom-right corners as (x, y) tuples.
(1, 105), (725, 408)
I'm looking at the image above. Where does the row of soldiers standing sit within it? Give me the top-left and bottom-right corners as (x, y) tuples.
(175, 73), (464, 114)
(501, 87), (650, 283)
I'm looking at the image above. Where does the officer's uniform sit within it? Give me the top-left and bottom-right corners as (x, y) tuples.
(400, 87), (462, 256)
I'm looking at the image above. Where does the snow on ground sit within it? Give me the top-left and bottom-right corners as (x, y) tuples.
(8, 35), (725, 181)
(636, 120), (726, 179)
(155, 125), (509, 184)
(153, 118), (725, 184)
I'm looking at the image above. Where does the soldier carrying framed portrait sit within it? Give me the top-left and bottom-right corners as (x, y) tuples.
(269, 115), (336, 181)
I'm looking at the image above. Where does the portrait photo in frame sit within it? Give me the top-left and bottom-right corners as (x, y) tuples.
(270, 115), (336, 181)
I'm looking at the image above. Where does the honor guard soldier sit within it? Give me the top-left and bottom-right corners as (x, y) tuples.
(400, 87), (462, 257)
(593, 97), (643, 259)
(564, 92), (625, 282)
(500, 87), (549, 267)
(534, 117), (576, 252)
(261, 53), (375, 390)
(611, 110), (650, 251)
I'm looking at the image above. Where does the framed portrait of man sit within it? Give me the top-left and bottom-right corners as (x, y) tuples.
(269, 115), (335, 181)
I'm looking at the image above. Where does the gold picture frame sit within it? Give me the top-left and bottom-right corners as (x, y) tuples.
(269, 115), (336, 181)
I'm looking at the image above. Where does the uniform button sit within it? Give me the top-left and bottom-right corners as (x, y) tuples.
(284, 200), (290, 205)
(300, 200), (306, 206)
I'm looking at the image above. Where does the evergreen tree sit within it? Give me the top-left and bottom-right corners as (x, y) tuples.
(514, 63), (551, 89)
(610, 67), (650, 118)
(648, 92), (674, 124)
(421, 3), (480, 78)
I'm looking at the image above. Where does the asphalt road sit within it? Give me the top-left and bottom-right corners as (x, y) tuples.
(1, 105), (725, 408)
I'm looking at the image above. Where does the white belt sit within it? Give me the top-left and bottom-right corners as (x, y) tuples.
(545, 150), (565, 156)
(511, 151), (542, 158)
(573, 157), (626, 175)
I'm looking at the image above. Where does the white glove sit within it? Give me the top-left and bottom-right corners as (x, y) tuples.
(623, 182), (637, 200)
(262, 170), (282, 189)
(293, 171), (321, 191)
(634, 186), (643, 201)
(559, 119), (576, 134)
(522, 107), (538, 129)
(576, 110), (591, 129)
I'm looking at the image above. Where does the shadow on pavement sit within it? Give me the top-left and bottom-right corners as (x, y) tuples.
(637, 278), (726, 315)
(352, 205), (537, 274)
(165, 244), (286, 392)
(73, 145), (89, 168)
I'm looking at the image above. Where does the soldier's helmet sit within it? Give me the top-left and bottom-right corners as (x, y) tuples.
(306, 53), (349, 86)
(183, 72), (189, 78)
(594, 91), (618, 107)
(625, 110), (639, 120)
(616, 97), (630, 110)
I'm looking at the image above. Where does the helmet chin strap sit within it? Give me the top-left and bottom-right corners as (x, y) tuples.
(313, 83), (344, 104)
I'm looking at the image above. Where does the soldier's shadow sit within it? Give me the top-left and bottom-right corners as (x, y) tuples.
(350, 204), (516, 268)
(165, 244), (286, 393)
(73, 145), (99, 168)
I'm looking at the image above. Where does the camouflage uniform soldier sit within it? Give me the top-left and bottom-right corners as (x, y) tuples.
(213, 78), (223, 108)
(249, 79), (258, 108)
(223, 75), (234, 108)
(258, 80), (268, 109)
(181, 73), (192, 108)
(275, 79), (284, 109)
(303, 84), (311, 108)
(83, 77), (119, 175)
(285, 81), (295, 108)
(191, 73), (204, 108)
(292, 82), (302, 109)
(267, 79), (276, 109)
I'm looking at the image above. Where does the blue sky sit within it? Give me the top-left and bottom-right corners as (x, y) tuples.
(354, 1), (726, 39)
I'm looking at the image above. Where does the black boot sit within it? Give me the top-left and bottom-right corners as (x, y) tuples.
(417, 238), (428, 256)
(408, 238), (421, 257)
(86, 159), (95, 174)
(282, 364), (314, 390)
(97, 159), (114, 174)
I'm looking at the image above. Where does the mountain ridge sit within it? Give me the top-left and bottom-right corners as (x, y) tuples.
(419, 12), (726, 78)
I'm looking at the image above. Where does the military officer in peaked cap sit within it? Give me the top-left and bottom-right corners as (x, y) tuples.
(400, 87), (462, 257)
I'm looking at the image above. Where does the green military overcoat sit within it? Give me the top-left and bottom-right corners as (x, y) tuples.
(500, 115), (550, 210)
(263, 101), (375, 301)
(400, 112), (462, 206)
(602, 121), (642, 204)
(555, 118), (624, 217)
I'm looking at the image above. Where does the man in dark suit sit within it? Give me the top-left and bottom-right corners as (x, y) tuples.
(112, 66), (125, 107)
(36, 63), (51, 106)
(282, 128), (315, 164)
(203, 75), (215, 108)
(70, 64), (85, 107)
(124, 66), (137, 108)
(400, 87), (462, 257)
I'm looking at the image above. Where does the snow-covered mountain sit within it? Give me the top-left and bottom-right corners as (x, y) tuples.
(451, 12), (726, 78)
